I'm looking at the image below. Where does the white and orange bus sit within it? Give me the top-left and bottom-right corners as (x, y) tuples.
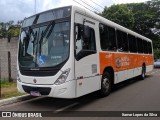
(17, 5), (154, 98)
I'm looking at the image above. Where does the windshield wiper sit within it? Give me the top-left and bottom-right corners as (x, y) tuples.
(39, 21), (55, 55)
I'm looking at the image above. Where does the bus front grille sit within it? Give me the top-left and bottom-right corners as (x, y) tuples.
(22, 85), (51, 95)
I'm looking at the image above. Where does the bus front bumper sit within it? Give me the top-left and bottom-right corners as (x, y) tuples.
(17, 80), (76, 99)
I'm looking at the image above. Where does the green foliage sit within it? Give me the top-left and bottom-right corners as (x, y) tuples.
(0, 21), (20, 38)
(102, 4), (134, 29)
(0, 80), (12, 87)
(0, 81), (25, 99)
(8, 27), (20, 37)
(100, 0), (160, 59)
(154, 49), (160, 59)
(127, 2), (159, 37)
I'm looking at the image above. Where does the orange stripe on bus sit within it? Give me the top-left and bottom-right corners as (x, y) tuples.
(99, 52), (154, 74)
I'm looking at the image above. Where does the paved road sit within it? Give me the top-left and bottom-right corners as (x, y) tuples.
(0, 69), (160, 120)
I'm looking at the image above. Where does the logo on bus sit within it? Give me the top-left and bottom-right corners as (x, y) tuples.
(116, 56), (130, 68)
(33, 79), (37, 83)
(116, 57), (121, 68)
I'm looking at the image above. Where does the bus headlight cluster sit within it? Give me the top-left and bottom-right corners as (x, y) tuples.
(54, 69), (70, 85)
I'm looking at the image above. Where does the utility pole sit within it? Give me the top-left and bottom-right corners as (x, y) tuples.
(35, 0), (36, 14)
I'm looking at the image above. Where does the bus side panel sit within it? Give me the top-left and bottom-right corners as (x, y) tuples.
(99, 52), (135, 83)
(99, 52), (154, 84)
(146, 55), (154, 72)
(99, 52), (116, 75)
(114, 53), (135, 83)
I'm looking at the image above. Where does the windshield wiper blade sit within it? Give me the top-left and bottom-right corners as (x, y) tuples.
(39, 21), (55, 54)
(39, 21), (55, 45)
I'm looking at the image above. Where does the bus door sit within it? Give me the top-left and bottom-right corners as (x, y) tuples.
(74, 13), (100, 97)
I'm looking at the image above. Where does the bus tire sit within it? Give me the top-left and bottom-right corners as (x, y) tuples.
(140, 65), (146, 80)
(99, 71), (112, 97)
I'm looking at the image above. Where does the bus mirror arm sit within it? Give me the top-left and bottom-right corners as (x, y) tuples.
(83, 26), (90, 41)
(83, 19), (90, 41)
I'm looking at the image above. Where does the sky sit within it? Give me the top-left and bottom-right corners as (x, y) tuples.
(0, 0), (147, 23)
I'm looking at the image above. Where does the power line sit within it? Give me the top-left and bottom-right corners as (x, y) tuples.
(73, 0), (118, 13)
(35, 0), (36, 14)
(73, 0), (96, 13)
(89, 0), (104, 10)
(79, 0), (101, 13)
(95, 0), (107, 7)
(95, 0), (117, 7)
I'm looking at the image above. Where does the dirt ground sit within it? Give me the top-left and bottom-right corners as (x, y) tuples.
(1, 82), (25, 99)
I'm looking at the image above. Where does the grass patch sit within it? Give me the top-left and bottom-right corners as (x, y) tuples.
(0, 80), (25, 99)
(1, 80), (13, 87)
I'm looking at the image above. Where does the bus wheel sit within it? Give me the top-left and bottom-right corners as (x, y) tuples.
(100, 72), (111, 97)
(140, 65), (146, 80)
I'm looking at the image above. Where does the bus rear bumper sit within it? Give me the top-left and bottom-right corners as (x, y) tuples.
(17, 80), (76, 99)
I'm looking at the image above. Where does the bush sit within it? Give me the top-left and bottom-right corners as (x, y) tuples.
(154, 49), (160, 59)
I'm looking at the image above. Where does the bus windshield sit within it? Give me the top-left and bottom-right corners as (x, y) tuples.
(18, 21), (70, 68)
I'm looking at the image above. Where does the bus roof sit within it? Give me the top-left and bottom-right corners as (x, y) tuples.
(23, 5), (152, 42)
(72, 5), (152, 42)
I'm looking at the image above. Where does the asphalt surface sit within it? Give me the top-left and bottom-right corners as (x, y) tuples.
(0, 69), (160, 120)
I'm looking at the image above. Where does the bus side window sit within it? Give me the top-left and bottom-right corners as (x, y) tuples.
(117, 30), (128, 52)
(108, 26), (117, 51)
(148, 42), (152, 54)
(137, 38), (143, 53)
(99, 24), (109, 50)
(128, 34), (137, 53)
(75, 24), (96, 60)
(99, 23), (117, 51)
(143, 40), (148, 54)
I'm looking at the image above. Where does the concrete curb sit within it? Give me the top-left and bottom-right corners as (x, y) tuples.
(0, 94), (34, 106)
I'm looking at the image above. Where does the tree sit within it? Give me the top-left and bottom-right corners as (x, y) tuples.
(8, 27), (20, 37)
(127, 1), (159, 36)
(100, 0), (160, 59)
(0, 21), (14, 38)
(0, 22), (7, 38)
(0, 21), (20, 38)
(101, 4), (134, 29)
(154, 48), (160, 59)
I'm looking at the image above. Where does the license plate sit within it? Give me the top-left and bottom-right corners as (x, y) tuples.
(30, 91), (41, 96)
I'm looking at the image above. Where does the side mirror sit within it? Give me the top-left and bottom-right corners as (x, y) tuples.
(83, 26), (90, 40)
(76, 26), (82, 41)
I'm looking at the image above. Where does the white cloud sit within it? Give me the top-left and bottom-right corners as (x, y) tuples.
(38, 0), (147, 13)
(37, 0), (113, 13)
(0, 0), (147, 22)
(0, 0), (35, 23)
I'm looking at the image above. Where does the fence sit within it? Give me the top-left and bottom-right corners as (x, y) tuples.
(0, 37), (18, 81)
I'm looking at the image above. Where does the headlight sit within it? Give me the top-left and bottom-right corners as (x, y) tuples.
(54, 69), (70, 85)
